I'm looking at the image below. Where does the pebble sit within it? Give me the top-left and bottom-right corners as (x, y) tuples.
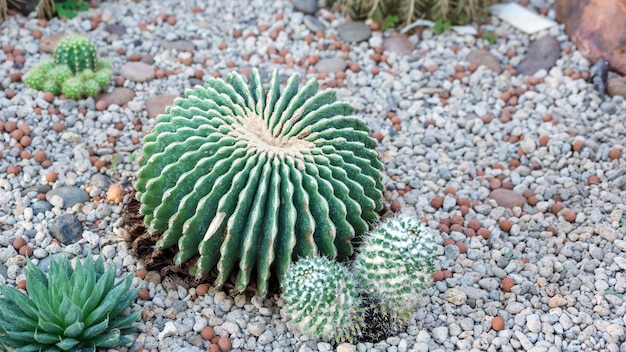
(292, 0), (317, 14)
(383, 35), (415, 55)
(45, 186), (90, 208)
(303, 15), (325, 33)
(487, 189), (527, 209)
(47, 214), (83, 244)
(337, 22), (372, 43)
(146, 94), (179, 118)
(120, 62), (155, 82)
(517, 35), (561, 75)
(98, 87), (136, 106)
(315, 57), (347, 73)
(467, 49), (501, 72)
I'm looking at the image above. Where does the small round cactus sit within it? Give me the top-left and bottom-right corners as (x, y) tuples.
(135, 69), (383, 295)
(354, 214), (437, 322)
(62, 76), (84, 100)
(282, 256), (362, 343)
(50, 65), (73, 85)
(54, 34), (98, 74)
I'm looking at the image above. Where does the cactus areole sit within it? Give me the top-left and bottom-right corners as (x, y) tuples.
(135, 69), (383, 295)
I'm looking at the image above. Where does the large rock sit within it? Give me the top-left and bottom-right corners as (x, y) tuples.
(517, 36), (560, 76)
(556, 0), (626, 74)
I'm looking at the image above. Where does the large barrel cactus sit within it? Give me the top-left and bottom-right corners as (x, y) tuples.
(135, 69), (383, 295)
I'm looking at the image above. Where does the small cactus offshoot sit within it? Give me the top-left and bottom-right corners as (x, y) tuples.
(354, 214), (437, 322)
(23, 34), (112, 100)
(281, 256), (363, 343)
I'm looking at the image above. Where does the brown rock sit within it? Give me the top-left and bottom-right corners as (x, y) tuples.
(502, 277), (514, 292)
(98, 87), (135, 106)
(39, 33), (68, 53)
(383, 35), (415, 55)
(492, 316), (505, 331)
(557, 0), (626, 75)
(517, 36), (561, 76)
(467, 49), (501, 72)
(120, 62), (155, 82)
(488, 189), (526, 209)
(607, 76), (626, 98)
(146, 94), (178, 118)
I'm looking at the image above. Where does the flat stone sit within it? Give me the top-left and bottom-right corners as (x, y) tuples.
(383, 35), (415, 55)
(39, 32), (68, 53)
(467, 49), (501, 72)
(46, 186), (89, 208)
(48, 214), (83, 245)
(517, 35), (561, 75)
(146, 94), (178, 118)
(548, 296), (568, 308)
(337, 22), (371, 43)
(303, 15), (325, 33)
(98, 87), (135, 106)
(315, 57), (347, 73)
(104, 23), (126, 36)
(162, 40), (194, 51)
(120, 62), (155, 82)
(487, 189), (526, 209)
(292, 0), (317, 14)
(31, 200), (52, 216)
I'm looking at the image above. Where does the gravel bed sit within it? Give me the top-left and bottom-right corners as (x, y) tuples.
(0, 0), (625, 351)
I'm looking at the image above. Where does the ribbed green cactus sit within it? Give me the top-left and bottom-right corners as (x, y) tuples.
(354, 214), (437, 322)
(24, 35), (112, 99)
(135, 69), (383, 296)
(54, 34), (98, 74)
(281, 256), (362, 343)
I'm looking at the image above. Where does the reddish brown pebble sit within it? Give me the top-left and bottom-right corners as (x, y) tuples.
(208, 344), (219, 352)
(7, 165), (21, 175)
(456, 198), (470, 207)
(443, 186), (456, 196)
(443, 238), (455, 246)
(539, 135), (549, 147)
(432, 270), (445, 281)
(476, 228), (491, 239)
(455, 242), (467, 254)
(95, 100), (108, 111)
(136, 268), (148, 279)
(166, 16), (177, 25)
(45, 171), (58, 182)
(563, 209), (576, 222)
(572, 140), (584, 152)
(499, 219), (512, 232)
(52, 122), (65, 132)
(19, 245), (33, 257)
(390, 200), (401, 212)
(437, 224), (450, 234)
(217, 337), (232, 352)
(138, 288), (150, 300)
(546, 226), (557, 235)
(372, 131), (383, 142)
(20, 135), (32, 147)
(450, 215), (463, 225)
(551, 203), (564, 215)
(431, 196), (444, 209)
(464, 228), (476, 237)
(12, 237), (27, 250)
(502, 277), (514, 292)
(522, 189), (534, 199)
(443, 270), (452, 279)
(587, 175), (600, 185)
(609, 148), (622, 160)
(450, 224), (463, 233)
(527, 196), (538, 206)
(20, 150), (31, 160)
(440, 218), (451, 227)
(371, 66), (379, 75)
(196, 283), (210, 296)
(492, 316), (505, 331)
(41, 160), (52, 168)
(11, 129), (24, 141)
(218, 42), (228, 50)
(201, 326), (215, 340)
(467, 219), (481, 231)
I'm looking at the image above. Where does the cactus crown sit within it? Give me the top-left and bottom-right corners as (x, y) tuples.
(135, 69), (383, 296)
(354, 214), (437, 322)
(281, 256), (363, 343)
(53, 34), (99, 74)
(0, 254), (139, 351)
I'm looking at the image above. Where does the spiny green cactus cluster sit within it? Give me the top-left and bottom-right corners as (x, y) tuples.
(24, 34), (112, 99)
(135, 69), (383, 296)
(328, 0), (498, 27)
(0, 254), (139, 351)
(354, 215), (437, 322)
(281, 214), (437, 343)
(282, 257), (363, 343)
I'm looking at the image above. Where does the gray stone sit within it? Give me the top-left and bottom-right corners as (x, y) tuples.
(383, 35), (415, 55)
(431, 326), (449, 344)
(98, 88), (135, 107)
(517, 36), (561, 76)
(146, 94), (178, 118)
(337, 22), (371, 43)
(31, 200), (53, 215)
(467, 49), (501, 72)
(46, 186), (89, 208)
(162, 40), (194, 51)
(90, 173), (112, 189)
(48, 214), (83, 244)
(292, 0), (317, 14)
(0, 262), (7, 279)
(315, 57), (347, 73)
(104, 23), (126, 36)
(303, 15), (325, 33)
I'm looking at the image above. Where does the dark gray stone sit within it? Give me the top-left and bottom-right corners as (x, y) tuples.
(89, 173), (112, 189)
(46, 186), (90, 208)
(31, 201), (53, 216)
(0, 261), (7, 279)
(337, 22), (371, 43)
(517, 35), (561, 76)
(292, 0), (317, 14)
(48, 214), (83, 244)
(104, 23), (126, 36)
